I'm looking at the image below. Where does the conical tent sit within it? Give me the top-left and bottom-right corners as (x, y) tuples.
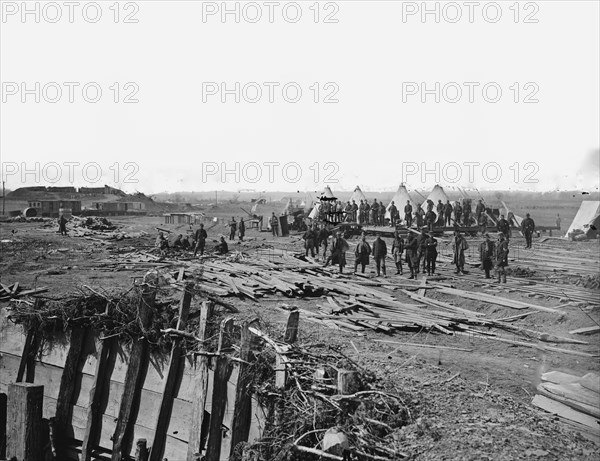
(308, 202), (321, 219)
(320, 186), (336, 201)
(421, 185), (450, 219)
(350, 186), (367, 204)
(565, 201), (600, 239)
(386, 184), (414, 219)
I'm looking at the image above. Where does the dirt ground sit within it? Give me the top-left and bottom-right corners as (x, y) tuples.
(1, 212), (599, 460)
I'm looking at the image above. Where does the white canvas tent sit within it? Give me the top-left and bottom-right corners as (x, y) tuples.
(349, 186), (368, 204)
(386, 184), (414, 219)
(565, 201), (600, 239)
(320, 186), (336, 200)
(308, 202), (321, 219)
(420, 185), (450, 220)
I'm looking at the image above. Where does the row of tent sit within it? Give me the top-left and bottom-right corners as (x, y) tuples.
(308, 184), (452, 221)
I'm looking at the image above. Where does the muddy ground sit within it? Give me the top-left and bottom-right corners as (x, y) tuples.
(1, 214), (599, 460)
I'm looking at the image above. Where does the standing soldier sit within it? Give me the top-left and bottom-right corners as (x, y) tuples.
(392, 231), (404, 275)
(371, 199), (380, 226)
(354, 233), (372, 274)
(364, 200), (371, 225)
(425, 208), (436, 232)
(378, 201), (386, 227)
(405, 232), (419, 280)
(521, 213), (536, 249)
(331, 232), (349, 274)
(424, 233), (438, 276)
(415, 204), (424, 229)
(454, 201), (462, 226)
(479, 233), (495, 279)
(238, 217), (246, 242)
(303, 225), (317, 257)
(317, 224), (330, 258)
(404, 200), (413, 228)
(452, 231), (469, 275)
(194, 223), (208, 257)
(436, 200), (444, 226)
(463, 199), (472, 226)
(416, 229), (428, 274)
(372, 235), (387, 277)
(444, 200), (453, 226)
(556, 213), (561, 231)
(475, 199), (485, 223)
(351, 199), (358, 222)
(496, 214), (510, 240)
(229, 217), (237, 241)
(270, 212), (279, 237)
(478, 212), (488, 235)
(58, 214), (68, 236)
(358, 199), (366, 224)
(496, 233), (509, 283)
(344, 201), (353, 222)
(389, 201), (398, 228)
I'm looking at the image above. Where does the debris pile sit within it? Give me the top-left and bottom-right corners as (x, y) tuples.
(0, 283), (48, 301)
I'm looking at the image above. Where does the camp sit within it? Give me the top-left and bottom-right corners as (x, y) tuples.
(566, 201), (600, 240)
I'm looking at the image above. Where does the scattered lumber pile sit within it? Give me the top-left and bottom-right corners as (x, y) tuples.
(532, 371), (600, 441)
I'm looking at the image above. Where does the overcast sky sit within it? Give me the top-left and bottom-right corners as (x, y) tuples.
(1, 0), (599, 194)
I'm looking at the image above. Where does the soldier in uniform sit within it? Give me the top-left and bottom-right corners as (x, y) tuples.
(496, 214), (510, 240)
(424, 233), (438, 276)
(425, 208), (436, 232)
(391, 231), (404, 275)
(371, 199), (380, 226)
(229, 217), (237, 241)
(475, 199), (485, 223)
(238, 217), (246, 242)
(405, 232), (419, 279)
(354, 233), (371, 274)
(303, 225), (317, 257)
(452, 231), (469, 274)
(415, 204), (424, 228)
(463, 199), (472, 226)
(389, 201), (398, 227)
(444, 200), (453, 226)
(479, 233), (495, 279)
(478, 213), (488, 235)
(454, 201), (462, 227)
(194, 224), (208, 256)
(270, 212), (279, 236)
(495, 233), (509, 283)
(416, 229), (428, 274)
(404, 200), (413, 228)
(351, 200), (358, 222)
(358, 200), (366, 224)
(521, 213), (536, 249)
(372, 235), (387, 277)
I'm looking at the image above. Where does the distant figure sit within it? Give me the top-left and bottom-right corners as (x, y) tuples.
(270, 212), (279, 236)
(317, 224), (330, 257)
(351, 199), (358, 222)
(452, 231), (469, 275)
(392, 231), (404, 275)
(424, 233), (438, 276)
(58, 214), (68, 236)
(463, 200), (472, 226)
(415, 204), (424, 228)
(416, 229), (428, 274)
(556, 214), (561, 231)
(436, 200), (444, 226)
(521, 213), (536, 249)
(324, 232), (348, 274)
(155, 232), (169, 256)
(215, 236), (229, 254)
(479, 233), (495, 279)
(478, 213), (488, 235)
(238, 218), (246, 241)
(372, 235), (387, 277)
(425, 208), (436, 232)
(475, 199), (485, 222)
(495, 233), (509, 283)
(344, 201), (353, 222)
(303, 225), (317, 258)
(354, 233), (371, 274)
(454, 201), (462, 226)
(444, 200), (453, 226)
(181, 235), (191, 250)
(496, 214), (510, 240)
(389, 201), (398, 227)
(358, 199), (366, 224)
(364, 201), (371, 225)
(194, 223), (208, 256)
(229, 217), (237, 241)
(404, 201), (413, 228)
(371, 199), (380, 226)
(405, 233), (419, 280)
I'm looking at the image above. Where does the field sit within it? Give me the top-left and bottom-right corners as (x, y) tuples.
(1, 198), (599, 460)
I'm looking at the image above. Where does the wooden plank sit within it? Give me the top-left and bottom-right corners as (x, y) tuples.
(149, 282), (194, 461)
(569, 326), (600, 335)
(80, 334), (116, 461)
(54, 327), (87, 458)
(16, 326), (41, 384)
(580, 373), (600, 394)
(541, 371), (581, 385)
(375, 339), (473, 352)
(283, 311), (300, 344)
(229, 322), (253, 457)
(537, 384), (600, 419)
(111, 283), (157, 461)
(532, 394), (600, 434)
(6, 383), (44, 461)
(205, 318), (235, 461)
(187, 302), (214, 461)
(540, 382), (600, 409)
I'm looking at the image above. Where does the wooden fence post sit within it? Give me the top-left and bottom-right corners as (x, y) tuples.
(283, 310), (300, 344)
(229, 321), (253, 457)
(135, 439), (149, 461)
(111, 279), (157, 461)
(149, 282), (194, 461)
(205, 318), (234, 461)
(186, 301), (213, 461)
(6, 382), (44, 461)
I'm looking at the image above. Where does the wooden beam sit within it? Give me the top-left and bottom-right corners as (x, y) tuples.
(54, 327), (87, 458)
(16, 327), (41, 384)
(229, 322), (253, 457)
(205, 318), (235, 461)
(6, 383), (44, 461)
(111, 283), (157, 461)
(186, 301), (214, 461)
(80, 334), (116, 461)
(569, 326), (600, 335)
(283, 310), (300, 344)
(149, 282), (194, 461)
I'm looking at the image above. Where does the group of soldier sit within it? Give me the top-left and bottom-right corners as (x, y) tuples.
(155, 222), (229, 257)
